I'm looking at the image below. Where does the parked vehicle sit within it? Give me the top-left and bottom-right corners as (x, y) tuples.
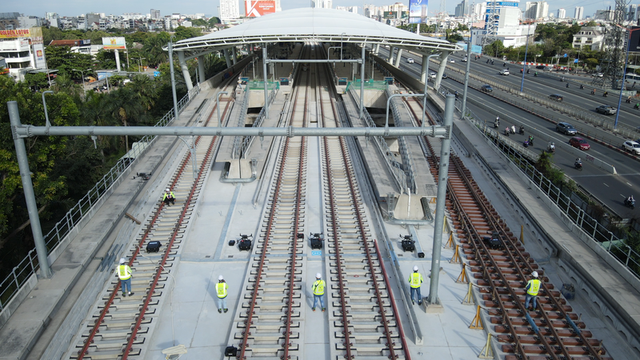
(569, 137), (591, 150)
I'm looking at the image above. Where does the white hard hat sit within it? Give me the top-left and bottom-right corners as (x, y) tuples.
(218, 275), (224, 280)
(120, 258), (125, 264)
(531, 271), (538, 278)
(316, 273), (321, 279)
(413, 266), (419, 271)
(165, 188), (170, 192)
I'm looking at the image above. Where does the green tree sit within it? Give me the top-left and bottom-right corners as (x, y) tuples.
(95, 49), (117, 70)
(24, 73), (49, 91)
(174, 26), (203, 41)
(143, 32), (171, 67)
(483, 40), (505, 57)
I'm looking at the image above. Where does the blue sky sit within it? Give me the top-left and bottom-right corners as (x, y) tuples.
(9, 0), (613, 19)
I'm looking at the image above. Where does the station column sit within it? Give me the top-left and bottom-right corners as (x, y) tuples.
(178, 51), (193, 91)
(394, 48), (403, 67)
(197, 57), (206, 83)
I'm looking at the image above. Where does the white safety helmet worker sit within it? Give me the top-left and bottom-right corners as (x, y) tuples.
(531, 271), (538, 278)
(413, 266), (419, 272)
(316, 273), (321, 279)
(165, 188), (170, 192)
(218, 275), (224, 280)
(120, 258), (125, 264)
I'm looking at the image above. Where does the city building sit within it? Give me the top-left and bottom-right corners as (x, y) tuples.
(594, 9), (614, 21)
(572, 26), (605, 51)
(525, 1), (549, 20)
(473, 0), (535, 48)
(628, 5), (636, 21)
(151, 9), (161, 20)
(557, 8), (566, 19)
(0, 12), (20, 30)
(471, 2), (486, 22)
(0, 38), (35, 81)
(455, 0), (469, 17)
(220, 0), (240, 21)
(574, 6), (584, 20)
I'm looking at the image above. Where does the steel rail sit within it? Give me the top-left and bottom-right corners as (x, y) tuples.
(282, 59), (310, 360)
(238, 52), (311, 359)
(122, 132), (217, 359)
(74, 96), (228, 360)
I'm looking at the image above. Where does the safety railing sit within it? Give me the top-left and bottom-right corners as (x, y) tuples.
(232, 87), (250, 159)
(465, 112), (640, 279)
(0, 85), (201, 312)
(236, 88), (277, 159)
(386, 88), (417, 194)
(347, 87), (406, 193)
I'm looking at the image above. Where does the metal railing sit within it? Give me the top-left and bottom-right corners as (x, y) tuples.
(232, 88), (250, 159)
(0, 85), (201, 312)
(236, 88), (277, 159)
(386, 88), (417, 194)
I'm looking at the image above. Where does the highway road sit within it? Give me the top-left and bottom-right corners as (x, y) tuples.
(380, 47), (640, 219)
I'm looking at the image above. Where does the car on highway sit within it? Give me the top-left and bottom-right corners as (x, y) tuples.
(449, 58), (455, 63)
(622, 140), (640, 155)
(569, 137), (591, 150)
(429, 72), (436, 79)
(535, 65), (546, 70)
(407, 58), (415, 64)
(549, 94), (563, 101)
(499, 69), (509, 75)
(461, 57), (468, 62)
(442, 73), (448, 79)
(595, 105), (616, 115)
(480, 84), (493, 92)
(556, 122), (577, 135)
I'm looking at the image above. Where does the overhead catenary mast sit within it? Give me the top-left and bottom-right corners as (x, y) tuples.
(592, 0), (629, 89)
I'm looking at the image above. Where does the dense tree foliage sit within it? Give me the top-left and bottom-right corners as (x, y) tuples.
(0, 26), (229, 282)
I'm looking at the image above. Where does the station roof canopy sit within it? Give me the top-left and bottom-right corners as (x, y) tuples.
(170, 8), (462, 59)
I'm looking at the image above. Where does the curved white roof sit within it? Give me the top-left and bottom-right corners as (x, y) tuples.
(172, 8), (461, 58)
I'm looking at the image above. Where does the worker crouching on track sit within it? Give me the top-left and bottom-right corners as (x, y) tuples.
(524, 271), (541, 310)
(216, 275), (229, 313)
(163, 188), (175, 206)
(409, 265), (423, 305)
(118, 258), (134, 297)
(312, 273), (326, 312)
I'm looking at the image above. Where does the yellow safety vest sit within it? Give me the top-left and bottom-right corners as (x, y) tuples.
(216, 282), (228, 298)
(526, 279), (541, 296)
(313, 280), (325, 296)
(163, 191), (174, 201)
(409, 272), (423, 288)
(118, 265), (132, 280)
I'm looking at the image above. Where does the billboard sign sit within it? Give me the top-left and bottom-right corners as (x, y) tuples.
(409, 0), (427, 24)
(33, 44), (46, 69)
(245, 0), (276, 17)
(102, 37), (126, 50)
(30, 27), (43, 45)
(383, 11), (397, 19)
(0, 29), (31, 39)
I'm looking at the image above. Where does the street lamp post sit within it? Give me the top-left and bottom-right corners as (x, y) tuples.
(340, 32), (346, 60)
(72, 69), (90, 98)
(520, 24), (531, 93)
(614, 27), (639, 130)
(41, 90), (53, 127)
(137, 57), (145, 72)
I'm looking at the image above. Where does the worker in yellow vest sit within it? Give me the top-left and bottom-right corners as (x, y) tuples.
(163, 188), (175, 206)
(408, 265), (423, 305)
(216, 275), (228, 313)
(312, 273), (326, 312)
(524, 271), (541, 310)
(117, 258), (134, 297)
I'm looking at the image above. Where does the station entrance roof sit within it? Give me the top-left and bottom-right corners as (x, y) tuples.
(170, 8), (461, 58)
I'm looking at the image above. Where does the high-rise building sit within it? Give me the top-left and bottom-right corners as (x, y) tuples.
(557, 8), (566, 18)
(151, 9), (161, 20)
(628, 5), (636, 21)
(525, 1), (548, 20)
(220, 0), (240, 20)
(471, 2), (486, 22)
(574, 6), (584, 20)
(454, 0), (469, 17)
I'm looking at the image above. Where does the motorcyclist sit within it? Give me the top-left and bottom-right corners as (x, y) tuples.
(511, 125), (516, 134)
(503, 62), (506, 67)
(534, 71), (538, 77)
(561, 77), (564, 82)
(494, 116), (500, 128)
(527, 69), (530, 74)
(519, 125), (525, 134)
(528, 135), (534, 145)
(505, 127), (510, 135)
(604, 91), (608, 97)
(575, 158), (582, 168)
(591, 89), (596, 95)
(580, 84), (584, 89)
(626, 96), (632, 103)
(624, 195), (636, 206)
(547, 142), (555, 152)
(635, 103), (640, 109)
(566, 83), (569, 88)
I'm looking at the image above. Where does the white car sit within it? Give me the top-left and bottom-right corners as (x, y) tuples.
(407, 58), (415, 64)
(449, 59), (455, 63)
(429, 72), (436, 79)
(500, 69), (509, 76)
(461, 57), (468, 62)
(622, 140), (640, 155)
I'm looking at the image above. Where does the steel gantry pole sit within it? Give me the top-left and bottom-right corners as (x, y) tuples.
(7, 101), (52, 278)
(263, 45), (269, 118)
(422, 54), (440, 126)
(461, 31), (473, 119)
(360, 45), (365, 119)
(615, 27), (638, 130)
(520, 24), (531, 93)
(41, 90), (53, 128)
(428, 94), (455, 307)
